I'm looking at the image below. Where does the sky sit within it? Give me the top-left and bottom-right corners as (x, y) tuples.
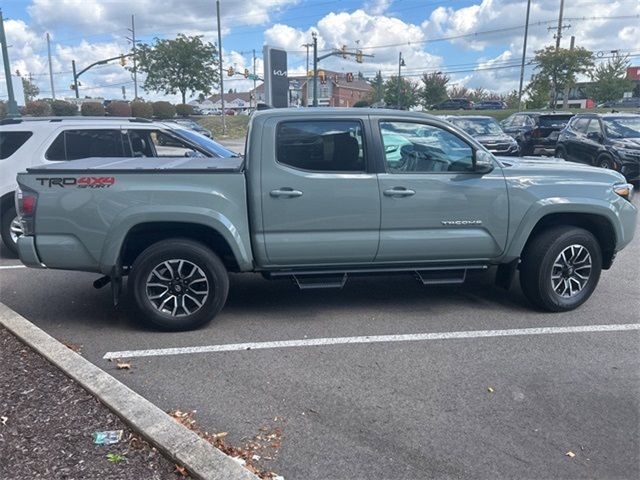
(1, 0), (639, 103)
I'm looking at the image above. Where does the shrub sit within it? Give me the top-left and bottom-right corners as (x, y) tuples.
(51, 100), (77, 116)
(106, 101), (132, 117)
(23, 101), (52, 117)
(353, 100), (371, 108)
(131, 101), (153, 118)
(81, 102), (106, 116)
(152, 101), (176, 119)
(175, 103), (194, 117)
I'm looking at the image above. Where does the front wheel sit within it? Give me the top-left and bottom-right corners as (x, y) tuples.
(596, 155), (614, 170)
(129, 239), (229, 331)
(520, 226), (602, 312)
(1, 204), (22, 256)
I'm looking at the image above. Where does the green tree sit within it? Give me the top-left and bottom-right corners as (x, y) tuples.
(135, 34), (220, 104)
(531, 45), (594, 107)
(16, 71), (39, 102)
(420, 72), (449, 107)
(367, 71), (385, 104)
(586, 55), (633, 103)
(498, 89), (519, 109)
(383, 76), (421, 109)
(524, 73), (552, 108)
(447, 85), (470, 99)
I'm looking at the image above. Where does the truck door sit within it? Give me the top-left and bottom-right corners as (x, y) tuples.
(375, 119), (509, 263)
(260, 118), (380, 266)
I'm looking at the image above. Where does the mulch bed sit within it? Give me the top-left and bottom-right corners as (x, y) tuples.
(0, 327), (182, 480)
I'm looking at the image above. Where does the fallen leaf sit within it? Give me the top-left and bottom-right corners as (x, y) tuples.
(1, 416), (8, 426)
(116, 361), (132, 370)
(487, 387), (495, 393)
(566, 451), (576, 458)
(175, 464), (188, 476)
(63, 342), (82, 353)
(212, 432), (228, 440)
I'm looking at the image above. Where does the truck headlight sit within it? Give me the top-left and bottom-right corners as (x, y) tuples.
(613, 183), (634, 202)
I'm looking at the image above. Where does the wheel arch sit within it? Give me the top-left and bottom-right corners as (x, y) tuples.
(0, 191), (15, 213)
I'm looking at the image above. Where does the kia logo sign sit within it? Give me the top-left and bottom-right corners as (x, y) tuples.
(273, 69), (287, 77)
(264, 46), (288, 108)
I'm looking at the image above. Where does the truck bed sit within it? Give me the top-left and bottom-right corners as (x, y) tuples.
(26, 156), (244, 173)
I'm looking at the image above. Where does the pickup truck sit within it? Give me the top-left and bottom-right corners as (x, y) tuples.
(15, 109), (637, 331)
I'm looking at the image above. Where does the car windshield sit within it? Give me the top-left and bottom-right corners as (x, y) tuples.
(603, 117), (640, 139)
(172, 128), (239, 157)
(450, 118), (502, 136)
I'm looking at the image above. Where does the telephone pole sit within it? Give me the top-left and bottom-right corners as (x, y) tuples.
(312, 32), (318, 107)
(0, 8), (19, 117)
(397, 52), (405, 110)
(302, 42), (312, 107)
(127, 14), (138, 100)
(216, 0), (226, 134)
(562, 35), (575, 109)
(555, 0), (565, 50)
(517, 0), (531, 110)
(46, 32), (56, 99)
(252, 49), (257, 108)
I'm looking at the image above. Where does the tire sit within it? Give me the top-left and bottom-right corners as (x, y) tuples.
(1, 204), (21, 256)
(129, 239), (229, 331)
(596, 155), (614, 170)
(520, 226), (602, 312)
(555, 146), (566, 160)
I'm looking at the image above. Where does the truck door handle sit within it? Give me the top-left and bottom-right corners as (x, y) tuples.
(270, 188), (303, 198)
(383, 187), (416, 197)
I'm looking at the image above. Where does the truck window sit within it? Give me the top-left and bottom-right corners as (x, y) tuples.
(276, 121), (366, 172)
(0, 131), (33, 159)
(45, 129), (125, 161)
(380, 122), (474, 173)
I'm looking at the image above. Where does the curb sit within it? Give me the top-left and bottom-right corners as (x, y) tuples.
(0, 302), (259, 480)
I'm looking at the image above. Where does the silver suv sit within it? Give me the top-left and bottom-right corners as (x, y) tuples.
(0, 116), (236, 254)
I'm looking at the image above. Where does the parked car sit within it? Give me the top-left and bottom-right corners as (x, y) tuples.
(501, 112), (574, 156)
(431, 98), (474, 110)
(0, 116), (237, 254)
(442, 115), (519, 156)
(15, 109), (636, 330)
(165, 118), (213, 138)
(597, 98), (640, 109)
(474, 100), (507, 110)
(555, 113), (640, 182)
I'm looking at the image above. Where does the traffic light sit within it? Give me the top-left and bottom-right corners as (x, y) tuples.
(120, 54), (127, 66)
(243, 68), (250, 78)
(356, 50), (363, 64)
(346, 72), (354, 83)
(227, 66), (235, 77)
(319, 70), (326, 84)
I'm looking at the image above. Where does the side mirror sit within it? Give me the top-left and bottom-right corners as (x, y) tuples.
(474, 149), (495, 174)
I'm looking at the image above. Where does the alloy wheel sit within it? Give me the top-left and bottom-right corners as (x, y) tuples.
(550, 244), (592, 298)
(9, 216), (23, 244)
(145, 259), (209, 316)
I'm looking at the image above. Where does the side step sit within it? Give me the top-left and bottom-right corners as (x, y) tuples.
(415, 268), (467, 285)
(292, 273), (348, 290)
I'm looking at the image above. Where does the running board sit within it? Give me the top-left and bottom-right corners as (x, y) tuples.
(415, 268), (467, 285)
(292, 273), (348, 290)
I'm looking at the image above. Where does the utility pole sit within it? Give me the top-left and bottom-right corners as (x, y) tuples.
(46, 32), (56, 99)
(127, 14), (138, 100)
(548, 0), (570, 109)
(0, 8), (19, 117)
(517, 0), (531, 110)
(302, 42), (312, 107)
(216, 0), (226, 135)
(562, 35), (575, 110)
(252, 49), (256, 109)
(555, 0), (565, 50)
(312, 32), (318, 107)
(72, 60), (79, 98)
(397, 52), (405, 110)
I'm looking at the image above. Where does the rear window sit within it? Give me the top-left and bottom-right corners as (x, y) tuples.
(0, 131), (33, 159)
(45, 129), (125, 161)
(539, 115), (573, 128)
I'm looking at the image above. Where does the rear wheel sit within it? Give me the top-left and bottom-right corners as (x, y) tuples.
(520, 226), (602, 312)
(596, 155), (614, 170)
(129, 239), (229, 331)
(1, 204), (21, 256)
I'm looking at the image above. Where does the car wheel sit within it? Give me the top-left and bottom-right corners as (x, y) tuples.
(520, 226), (602, 312)
(1, 204), (22, 256)
(555, 147), (566, 159)
(597, 155), (614, 170)
(129, 239), (229, 331)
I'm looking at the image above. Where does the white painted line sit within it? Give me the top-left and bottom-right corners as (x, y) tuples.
(104, 323), (640, 360)
(0, 265), (26, 270)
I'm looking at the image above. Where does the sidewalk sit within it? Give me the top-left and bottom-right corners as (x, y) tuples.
(0, 327), (182, 479)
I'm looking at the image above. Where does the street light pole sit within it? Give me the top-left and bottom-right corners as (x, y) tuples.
(47, 32), (56, 100)
(397, 52), (404, 110)
(312, 32), (318, 107)
(216, 0), (226, 135)
(517, 0), (531, 110)
(72, 60), (79, 98)
(0, 8), (19, 117)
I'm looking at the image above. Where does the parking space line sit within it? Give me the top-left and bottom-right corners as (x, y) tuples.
(0, 265), (26, 270)
(103, 323), (640, 360)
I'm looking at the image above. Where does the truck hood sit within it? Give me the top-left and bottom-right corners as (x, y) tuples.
(496, 155), (627, 184)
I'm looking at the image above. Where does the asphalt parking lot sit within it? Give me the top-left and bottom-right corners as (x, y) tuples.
(1, 195), (638, 479)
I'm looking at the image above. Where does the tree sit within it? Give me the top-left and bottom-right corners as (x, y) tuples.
(524, 73), (552, 108)
(383, 76), (421, 109)
(498, 89), (519, 109)
(469, 87), (488, 103)
(531, 45), (594, 108)
(420, 72), (449, 107)
(135, 34), (220, 104)
(367, 71), (384, 104)
(447, 85), (470, 99)
(586, 55), (633, 103)
(16, 71), (39, 102)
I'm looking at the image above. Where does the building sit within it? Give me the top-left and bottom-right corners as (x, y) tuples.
(556, 65), (640, 109)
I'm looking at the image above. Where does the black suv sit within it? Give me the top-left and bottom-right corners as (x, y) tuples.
(501, 112), (574, 156)
(556, 113), (640, 181)
(431, 98), (474, 110)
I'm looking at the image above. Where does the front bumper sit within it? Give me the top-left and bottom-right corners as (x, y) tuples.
(17, 236), (45, 269)
(619, 160), (640, 182)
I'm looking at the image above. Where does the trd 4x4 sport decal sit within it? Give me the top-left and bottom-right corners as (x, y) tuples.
(35, 177), (116, 188)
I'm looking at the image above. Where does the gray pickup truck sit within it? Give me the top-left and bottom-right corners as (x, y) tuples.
(16, 109), (637, 330)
